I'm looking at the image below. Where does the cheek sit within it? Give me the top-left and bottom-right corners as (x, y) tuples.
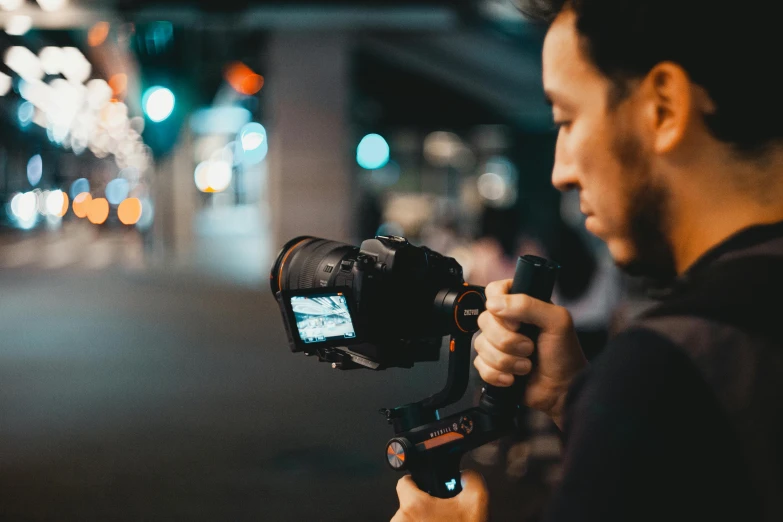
(571, 129), (624, 214)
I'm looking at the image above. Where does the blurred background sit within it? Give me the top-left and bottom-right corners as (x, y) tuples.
(0, 1), (655, 520)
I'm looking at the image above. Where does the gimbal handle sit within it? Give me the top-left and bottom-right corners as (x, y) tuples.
(384, 255), (560, 499)
(479, 255), (560, 414)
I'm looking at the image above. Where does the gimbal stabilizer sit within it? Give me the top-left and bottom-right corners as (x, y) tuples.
(380, 255), (560, 499)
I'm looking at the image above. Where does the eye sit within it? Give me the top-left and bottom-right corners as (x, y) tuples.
(553, 120), (572, 131)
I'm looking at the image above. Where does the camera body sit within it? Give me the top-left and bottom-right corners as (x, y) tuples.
(272, 235), (485, 370)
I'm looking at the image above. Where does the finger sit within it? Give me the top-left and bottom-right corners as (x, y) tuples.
(484, 279), (513, 300)
(485, 294), (573, 333)
(474, 354), (515, 386)
(483, 280), (532, 331)
(473, 335), (532, 376)
(477, 312), (534, 357)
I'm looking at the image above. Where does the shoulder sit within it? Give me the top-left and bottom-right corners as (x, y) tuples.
(563, 326), (714, 433)
(584, 326), (702, 395)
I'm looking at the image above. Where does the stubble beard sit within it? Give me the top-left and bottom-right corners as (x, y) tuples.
(612, 132), (678, 285)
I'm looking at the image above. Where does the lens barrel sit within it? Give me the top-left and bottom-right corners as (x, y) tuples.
(270, 236), (359, 294)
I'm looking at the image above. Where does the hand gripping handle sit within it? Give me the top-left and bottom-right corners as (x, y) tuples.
(479, 255), (560, 415)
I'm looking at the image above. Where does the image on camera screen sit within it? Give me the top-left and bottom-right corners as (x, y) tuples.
(291, 293), (357, 344)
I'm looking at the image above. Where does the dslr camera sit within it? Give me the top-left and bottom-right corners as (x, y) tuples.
(271, 235), (486, 371)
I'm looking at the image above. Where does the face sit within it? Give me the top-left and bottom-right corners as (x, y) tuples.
(543, 10), (677, 282)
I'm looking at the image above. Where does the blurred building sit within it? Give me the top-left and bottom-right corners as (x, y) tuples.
(0, 0), (568, 287)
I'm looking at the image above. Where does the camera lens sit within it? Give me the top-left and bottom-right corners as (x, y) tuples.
(270, 236), (359, 293)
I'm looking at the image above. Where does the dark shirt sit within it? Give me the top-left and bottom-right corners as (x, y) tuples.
(542, 222), (783, 522)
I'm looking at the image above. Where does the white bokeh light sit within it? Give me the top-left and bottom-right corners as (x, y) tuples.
(37, 0), (68, 11)
(5, 15), (32, 36)
(5, 47), (44, 81)
(15, 192), (38, 221)
(45, 190), (66, 216)
(38, 47), (63, 75)
(0, 0), (24, 11)
(143, 87), (175, 122)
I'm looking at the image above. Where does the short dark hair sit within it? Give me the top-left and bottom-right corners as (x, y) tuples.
(517, 0), (783, 155)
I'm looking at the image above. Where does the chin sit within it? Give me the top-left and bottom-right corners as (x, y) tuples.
(610, 239), (677, 283)
(605, 237), (634, 266)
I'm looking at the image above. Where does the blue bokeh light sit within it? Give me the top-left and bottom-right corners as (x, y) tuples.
(356, 133), (390, 170)
(70, 178), (90, 199)
(18, 101), (34, 127)
(237, 122), (268, 165)
(27, 155), (42, 186)
(105, 178), (130, 205)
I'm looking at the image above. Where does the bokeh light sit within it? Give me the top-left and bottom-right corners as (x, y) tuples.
(0, 0), (24, 10)
(45, 190), (69, 217)
(136, 197), (154, 231)
(60, 47), (91, 84)
(238, 122), (268, 165)
(70, 178), (90, 200)
(10, 192), (22, 217)
(38, 47), (62, 75)
(356, 133), (390, 170)
(5, 15), (32, 36)
(5, 47), (43, 81)
(72, 192), (92, 218)
(118, 198), (142, 225)
(86, 79), (113, 110)
(36, 0), (68, 12)
(225, 62), (265, 96)
(109, 73), (127, 96)
(477, 172), (506, 201)
(87, 197), (109, 224)
(18, 101), (34, 127)
(476, 156), (518, 209)
(194, 160), (232, 193)
(15, 192), (37, 222)
(27, 154), (42, 186)
(88, 21), (110, 47)
(0, 72), (11, 96)
(105, 178), (130, 205)
(143, 86), (175, 122)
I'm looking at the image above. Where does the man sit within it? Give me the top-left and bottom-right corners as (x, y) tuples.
(393, 0), (783, 520)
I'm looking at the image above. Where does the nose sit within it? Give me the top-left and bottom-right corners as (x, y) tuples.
(551, 134), (579, 192)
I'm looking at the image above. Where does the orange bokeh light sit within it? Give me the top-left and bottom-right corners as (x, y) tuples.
(118, 198), (142, 225)
(72, 192), (92, 218)
(88, 22), (110, 47)
(225, 62), (265, 96)
(109, 73), (128, 96)
(87, 198), (110, 225)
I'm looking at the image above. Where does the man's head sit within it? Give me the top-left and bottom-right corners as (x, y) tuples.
(522, 0), (783, 281)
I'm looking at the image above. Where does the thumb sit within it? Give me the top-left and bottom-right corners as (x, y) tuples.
(396, 475), (429, 504)
(460, 469), (486, 491)
(457, 470), (489, 511)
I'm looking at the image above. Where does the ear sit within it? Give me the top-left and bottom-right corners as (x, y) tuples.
(642, 62), (694, 154)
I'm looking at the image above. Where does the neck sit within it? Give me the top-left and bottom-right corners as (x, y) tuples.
(667, 148), (783, 275)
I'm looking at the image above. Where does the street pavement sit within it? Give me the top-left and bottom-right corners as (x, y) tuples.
(0, 267), (554, 521)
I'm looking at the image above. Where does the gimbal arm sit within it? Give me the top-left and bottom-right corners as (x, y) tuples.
(382, 256), (560, 499)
